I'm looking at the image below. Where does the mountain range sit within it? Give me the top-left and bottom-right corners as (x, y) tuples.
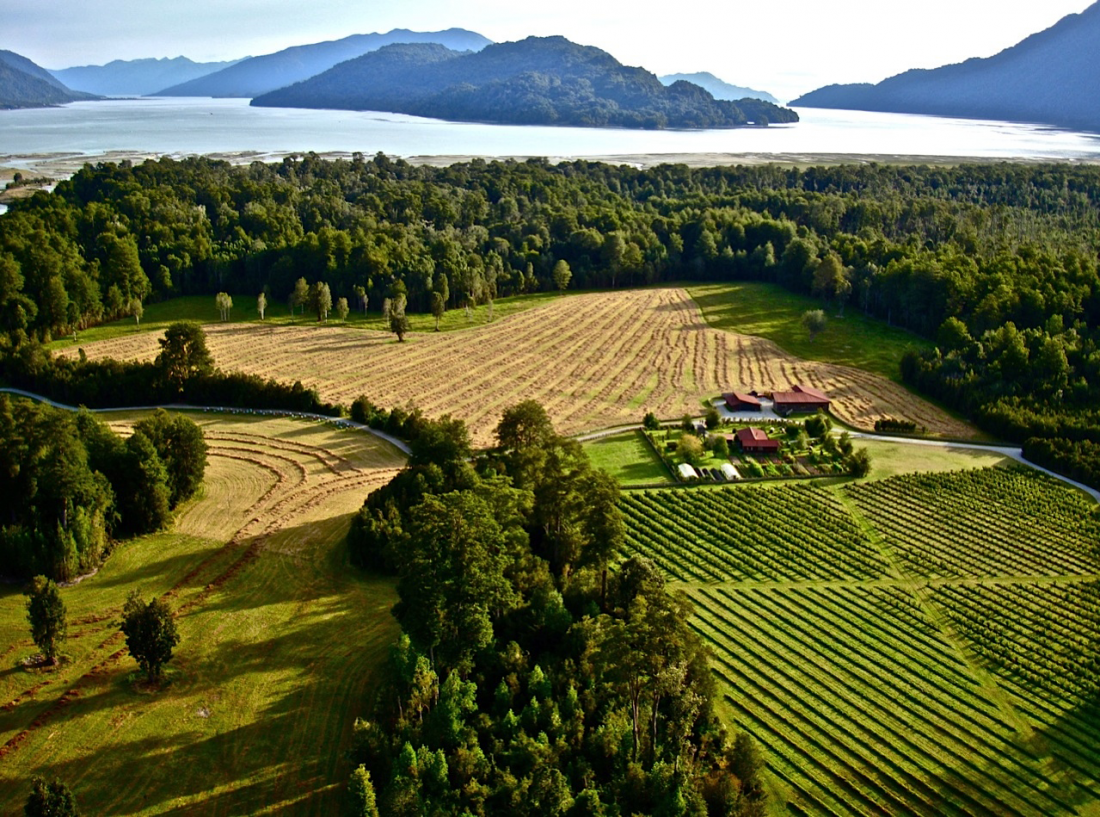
(252, 36), (797, 130)
(659, 72), (778, 104)
(0, 50), (97, 108)
(154, 28), (492, 98)
(792, 1), (1100, 132)
(52, 56), (243, 97)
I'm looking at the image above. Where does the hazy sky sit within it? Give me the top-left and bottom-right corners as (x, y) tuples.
(4, 0), (1094, 100)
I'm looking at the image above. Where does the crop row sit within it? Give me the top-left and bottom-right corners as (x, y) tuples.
(931, 581), (1100, 706)
(620, 485), (891, 582)
(845, 468), (1100, 578)
(689, 584), (1075, 816)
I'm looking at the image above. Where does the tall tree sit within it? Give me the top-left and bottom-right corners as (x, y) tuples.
(120, 591), (180, 684)
(389, 294), (410, 342)
(801, 309), (827, 342)
(430, 291), (445, 331)
(309, 281), (333, 322)
(214, 291), (233, 321)
(25, 575), (66, 665)
(335, 296), (349, 322)
(290, 277), (309, 316)
(256, 291), (267, 320)
(552, 259), (572, 293)
(156, 322), (214, 391)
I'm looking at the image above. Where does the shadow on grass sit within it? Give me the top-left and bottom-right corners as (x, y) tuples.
(0, 520), (399, 815)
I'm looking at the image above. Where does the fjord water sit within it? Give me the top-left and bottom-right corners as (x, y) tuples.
(1, 97), (1099, 164)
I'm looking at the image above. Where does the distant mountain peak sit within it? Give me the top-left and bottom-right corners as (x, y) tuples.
(155, 28), (492, 98)
(791, 1), (1100, 131)
(659, 71), (779, 104)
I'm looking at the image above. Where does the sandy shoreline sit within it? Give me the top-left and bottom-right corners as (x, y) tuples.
(3, 148), (1098, 184)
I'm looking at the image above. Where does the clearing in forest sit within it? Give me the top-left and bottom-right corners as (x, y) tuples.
(0, 412), (406, 815)
(66, 288), (972, 447)
(623, 468), (1100, 816)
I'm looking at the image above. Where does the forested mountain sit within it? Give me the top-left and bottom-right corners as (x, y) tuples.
(52, 56), (243, 97)
(660, 72), (779, 104)
(0, 50), (97, 109)
(252, 36), (797, 129)
(791, 1), (1100, 131)
(155, 28), (492, 98)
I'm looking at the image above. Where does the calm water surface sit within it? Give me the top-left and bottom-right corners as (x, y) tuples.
(1, 97), (1099, 165)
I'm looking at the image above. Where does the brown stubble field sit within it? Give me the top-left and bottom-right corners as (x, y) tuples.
(64, 288), (973, 446)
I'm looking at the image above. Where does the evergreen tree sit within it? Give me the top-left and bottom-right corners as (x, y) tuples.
(25, 575), (66, 665)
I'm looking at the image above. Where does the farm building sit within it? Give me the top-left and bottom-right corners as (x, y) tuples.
(678, 463), (699, 480)
(772, 384), (831, 416)
(720, 463), (741, 481)
(734, 427), (781, 454)
(723, 392), (762, 411)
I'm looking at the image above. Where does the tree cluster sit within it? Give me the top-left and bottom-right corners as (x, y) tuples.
(347, 401), (766, 815)
(0, 395), (206, 580)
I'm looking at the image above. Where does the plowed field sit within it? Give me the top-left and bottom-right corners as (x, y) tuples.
(66, 288), (972, 445)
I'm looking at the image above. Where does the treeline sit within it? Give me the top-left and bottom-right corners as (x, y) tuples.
(0, 397), (206, 581)
(2, 156), (1100, 482)
(346, 400), (766, 815)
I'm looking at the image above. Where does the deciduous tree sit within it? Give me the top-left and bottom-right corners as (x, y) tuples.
(24, 776), (79, 817)
(801, 309), (827, 342)
(335, 296), (349, 322)
(120, 591), (180, 683)
(257, 291), (267, 320)
(25, 575), (66, 665)
(552, 259), (572, 293)
(156, 321), (214, 391)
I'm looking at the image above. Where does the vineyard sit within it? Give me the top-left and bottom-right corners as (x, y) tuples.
(64, 288), (973, 447)
(0, 412), (406, 814)
(622, 467), (1100, 815)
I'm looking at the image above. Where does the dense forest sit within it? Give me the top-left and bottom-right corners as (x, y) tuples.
(344, 401), (766, 815)
(0, 398), (206, 581)
(1, 155), (1099, 483)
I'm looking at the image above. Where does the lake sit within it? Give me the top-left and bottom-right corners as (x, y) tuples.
(1, 97), (1099, 172)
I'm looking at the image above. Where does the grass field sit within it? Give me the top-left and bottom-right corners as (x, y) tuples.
(47, 291), (564, 352)
(65, 288), (974, 447)
(621, 468), (1100, 816)
(582, 430), (674, 485)
(689, 281), (930, 382)
(0, 411), (406, 815)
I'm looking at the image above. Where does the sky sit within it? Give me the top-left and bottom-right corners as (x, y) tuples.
(3, 0), (1095, 101)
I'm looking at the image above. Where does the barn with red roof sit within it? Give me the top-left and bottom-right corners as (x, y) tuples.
(723, 392), (762, 411)
(772, 384), (831, 416)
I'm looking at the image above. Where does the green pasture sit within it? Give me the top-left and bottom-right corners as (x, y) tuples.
(0, 412), (402, 815)
(689, 281), (930, 382)
(582, 430), (674, 486)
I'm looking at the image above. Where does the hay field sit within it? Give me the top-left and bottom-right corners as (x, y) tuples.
(65, 288), (973, 446)
(0, 412), (405, 815)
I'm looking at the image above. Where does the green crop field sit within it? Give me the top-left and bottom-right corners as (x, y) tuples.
(0, 411), (406, 815)
(622, 467), (1100, 816)
(689, 281), (931, 382)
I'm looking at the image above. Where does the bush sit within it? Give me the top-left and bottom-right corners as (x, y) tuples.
(643, 412), (660, 431)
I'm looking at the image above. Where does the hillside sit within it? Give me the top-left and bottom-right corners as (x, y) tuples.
(155, 27), (491, 98)
(0, 50), (97, 108)
(660, 71), (779, 103)
(791, 1), (1100, 131)
(52, 56), (242, 96)
(253, 36), (798, 129)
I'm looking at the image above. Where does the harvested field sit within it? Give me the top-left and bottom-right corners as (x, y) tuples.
(0, 412), (406, 814)
(66, 288), (973, 445)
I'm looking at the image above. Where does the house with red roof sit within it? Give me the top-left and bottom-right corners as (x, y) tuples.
(733, 427), (781, 454)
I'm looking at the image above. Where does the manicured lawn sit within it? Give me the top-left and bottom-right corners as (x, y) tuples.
(48, 291), (565, 352)
(583, 430), (673, 485)
(689, 281), (930, 382)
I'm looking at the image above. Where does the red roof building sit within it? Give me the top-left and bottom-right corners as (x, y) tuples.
(723, 392), (762, 411)
(772, 384), (831, 416)
(734, 427), (781, 453)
